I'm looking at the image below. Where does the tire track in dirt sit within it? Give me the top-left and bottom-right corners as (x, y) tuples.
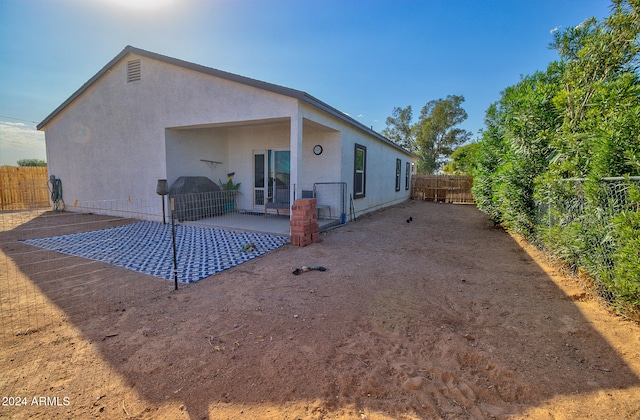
(2, 201), (640, 419)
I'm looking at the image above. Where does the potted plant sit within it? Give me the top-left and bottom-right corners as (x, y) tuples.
(218, 173), (241, 212)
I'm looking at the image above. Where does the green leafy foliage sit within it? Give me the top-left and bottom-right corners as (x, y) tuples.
(442, 142), (480, 175)
(473, 0), (640, 316)
(383, 96), (471, 174)
(218, 178), (241, 191)
(473, 66), (563, 234)
(381, 106), (416, 153)
(17, 159), (46, 167)
(415, 95), (472, 174)
(610, 183), (640, 309)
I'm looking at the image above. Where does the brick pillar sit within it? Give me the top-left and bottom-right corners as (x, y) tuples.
(290, 198), (321, 246)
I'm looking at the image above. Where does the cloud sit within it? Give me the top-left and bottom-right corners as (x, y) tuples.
(0, 121), (46, 165)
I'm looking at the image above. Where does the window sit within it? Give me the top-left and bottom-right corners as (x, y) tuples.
(127, 59), (141, 83)
(395, 159), (401, 191)
(354, 144), (366, 198)
(405, 162), (411, 190)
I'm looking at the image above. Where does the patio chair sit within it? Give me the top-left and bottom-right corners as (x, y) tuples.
(265, 188), (290, 216)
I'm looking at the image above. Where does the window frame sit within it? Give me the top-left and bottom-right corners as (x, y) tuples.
(353, 144), (366, 199)
(405, 161), (411, 190)
(395, 158), (402, 192)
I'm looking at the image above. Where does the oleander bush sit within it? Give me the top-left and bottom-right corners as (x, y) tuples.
(473, 0), (640, 317)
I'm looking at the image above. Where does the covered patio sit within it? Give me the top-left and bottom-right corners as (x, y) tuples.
(183, 208), (342, 236)
(165, 115), (345, 235)
(39, 46), (416, 234)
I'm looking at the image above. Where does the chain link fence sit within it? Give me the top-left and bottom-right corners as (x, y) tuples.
(0, 207), (173, 346)
(312, 182), (347, 224)
(0, 192), (296, 346)
(537, 176), (640, 310)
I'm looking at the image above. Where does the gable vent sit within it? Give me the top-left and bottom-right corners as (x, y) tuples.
(127, 59), (141, 82)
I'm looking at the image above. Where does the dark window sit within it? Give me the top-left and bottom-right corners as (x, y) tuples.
(395, 159), (401, 191)
(354, 144), (366, 198)
(405, 162), (411, 190)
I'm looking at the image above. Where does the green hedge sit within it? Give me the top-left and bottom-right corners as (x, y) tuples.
(472, 0), (640, 317)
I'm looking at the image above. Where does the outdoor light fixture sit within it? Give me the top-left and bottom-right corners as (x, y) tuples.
(156, 179), (169, 224)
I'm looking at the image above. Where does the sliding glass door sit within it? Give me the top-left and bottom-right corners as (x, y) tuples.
(253, 150), (290, 210)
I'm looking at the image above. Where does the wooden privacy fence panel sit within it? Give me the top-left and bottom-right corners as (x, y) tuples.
(0, 166), (50, 210)
(411, 175), (475, 204)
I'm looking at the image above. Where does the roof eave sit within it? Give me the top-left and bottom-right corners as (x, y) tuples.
(301, 93), (415, 157)
(37, 45), (307, 130)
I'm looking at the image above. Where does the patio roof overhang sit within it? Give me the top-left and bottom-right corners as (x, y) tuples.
(166, 117), (291, 131)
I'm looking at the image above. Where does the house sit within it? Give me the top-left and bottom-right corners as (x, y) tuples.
(37, 46), (416, 232)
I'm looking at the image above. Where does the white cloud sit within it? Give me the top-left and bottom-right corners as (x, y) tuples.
(0, 121), (46, 165)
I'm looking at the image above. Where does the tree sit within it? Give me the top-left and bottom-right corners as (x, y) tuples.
(473, 64), (564, 234)
(442, 142), (480, 175)
(381, 106), (416, 152)
(17, 159), (46, 167)
(472, 0), (640, 313)
(383, 95), (472, 174)
(547, 0), (640, 179)
(414, 95), (472, 174)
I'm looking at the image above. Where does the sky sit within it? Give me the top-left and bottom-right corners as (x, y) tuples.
(0, 0), (613, 166)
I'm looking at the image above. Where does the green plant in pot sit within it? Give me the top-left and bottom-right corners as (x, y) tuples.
(219, 173), (241, 212)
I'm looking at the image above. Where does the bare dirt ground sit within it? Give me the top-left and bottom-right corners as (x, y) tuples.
(1, 200), (640, 419)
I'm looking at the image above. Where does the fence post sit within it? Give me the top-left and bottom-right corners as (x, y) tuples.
(548, 186), (551, 228)
(170, 197), (178, 290)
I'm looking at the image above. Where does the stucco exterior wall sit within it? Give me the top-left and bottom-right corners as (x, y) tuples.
(43, 52), (298, 204)
(42, 48), (415, 222)
(44, 60), (168, 202)
(165, 127), (229, 183)
(339, 123), (413, 216)
(300, 119), (341, 192)
(299, 103), (415, 217)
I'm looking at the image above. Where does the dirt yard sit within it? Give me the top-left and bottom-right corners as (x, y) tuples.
(1, 200), (639, 419)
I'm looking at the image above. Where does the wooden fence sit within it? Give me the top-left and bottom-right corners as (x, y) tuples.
(0, 166), (50, 210)
(1, 169), (475, 210)
(411, 175), (475, 204)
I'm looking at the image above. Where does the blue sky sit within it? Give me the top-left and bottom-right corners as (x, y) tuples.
(0, 0), (612, 165)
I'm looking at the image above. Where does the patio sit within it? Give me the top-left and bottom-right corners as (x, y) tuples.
(186, 211), (340, 236)
(22, 220), (290, 284)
